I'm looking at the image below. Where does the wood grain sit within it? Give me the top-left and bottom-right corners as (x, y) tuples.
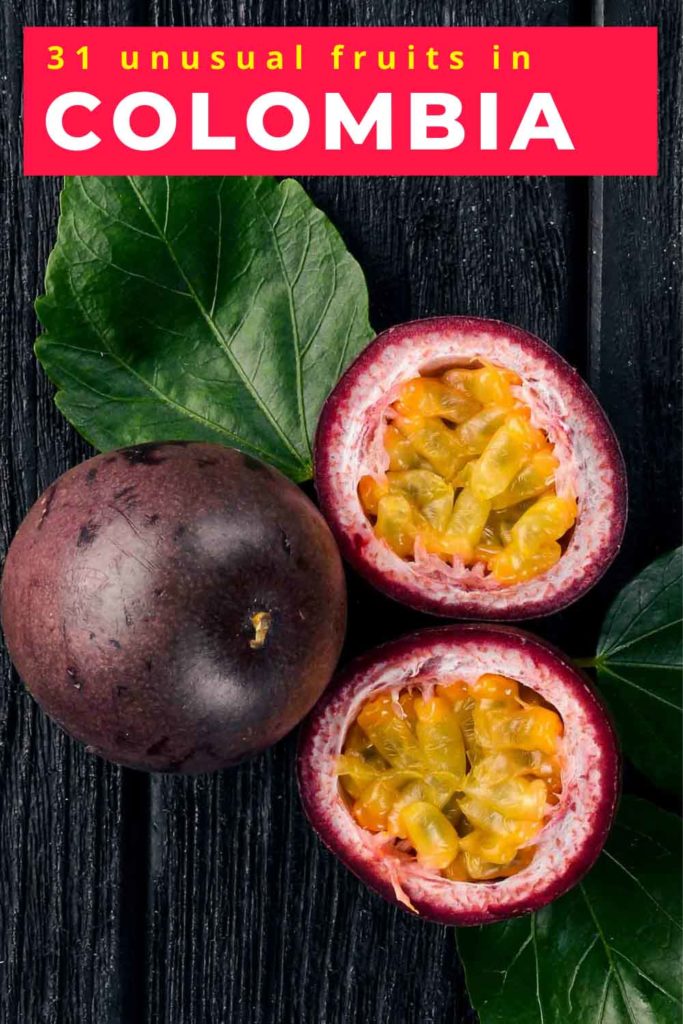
(1, 4), (146, 1024)
(0, 1), (679, 1022)
(142, 4), (582, 1024)
(591, 0), (682, 576)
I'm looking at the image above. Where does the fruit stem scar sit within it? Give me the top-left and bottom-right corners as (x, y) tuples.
(249, 611), (272, 650)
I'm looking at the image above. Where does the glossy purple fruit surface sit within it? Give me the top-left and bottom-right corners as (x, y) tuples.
(1, 442), (347, 773)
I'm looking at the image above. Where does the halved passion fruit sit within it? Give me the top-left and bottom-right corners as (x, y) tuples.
(298, 625), (619, 925)
(315, 317), (627, 618)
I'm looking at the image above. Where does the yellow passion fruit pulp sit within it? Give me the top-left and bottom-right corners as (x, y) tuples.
(358, 363), (577, 586)
(338, 672), (563, 882)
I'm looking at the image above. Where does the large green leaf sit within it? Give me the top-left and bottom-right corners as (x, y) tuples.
(593, 548), (682, 793)
(458, 797), (682, 1024)
(35, 176), (373, 481)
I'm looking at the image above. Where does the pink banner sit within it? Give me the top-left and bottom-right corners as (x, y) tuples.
(24, 26), (658, 175)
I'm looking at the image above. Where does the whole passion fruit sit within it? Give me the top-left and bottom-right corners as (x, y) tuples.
(298, 625), (619, 925)
(315, 317), (627, 619)
(1, 442), (346, 773)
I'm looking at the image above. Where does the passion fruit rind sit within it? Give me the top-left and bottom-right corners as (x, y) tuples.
(315, 316), (627, 619)
(1, 443), (347, 773)
(297, 624), (620, 926)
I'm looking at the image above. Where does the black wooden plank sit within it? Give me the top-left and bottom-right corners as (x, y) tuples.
(587, 0), (682, 601)
(0, 162), (128, 1024)
(575, 0), (683, 810)
(142, 4), (586, 1023)
(0, 3), (148, 1023)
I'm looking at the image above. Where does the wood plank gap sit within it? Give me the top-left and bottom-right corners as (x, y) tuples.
(119, 770), (152, 1024)
(587, 175), (605, 390)
(569, 0), (598, 24)
(587, 0), (606, 390)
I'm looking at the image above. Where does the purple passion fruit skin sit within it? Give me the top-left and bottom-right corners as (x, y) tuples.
(315, 316), (627, 619)
(298, 625), (620, 926)
(1, 442), (347, 773)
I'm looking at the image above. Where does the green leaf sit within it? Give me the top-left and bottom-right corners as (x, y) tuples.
(594, 547), (682, 793)
(458, 797), (682, 1024)
(35, 176), (374, 481)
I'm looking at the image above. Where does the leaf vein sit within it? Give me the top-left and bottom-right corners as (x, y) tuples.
(567, 933), (598, 1013)
(76, 178), (159, 240)
(125, 176), (305, 468)
(603, 617), (683, 660)
(300, 229), (338, 360)
(252, 183), (309, 456)
(209, 180), (225, 318)
(598, 664), (682, 711)
(530, 916), (545, 1024)
(602, 568), (681, 654)
(602, 850), (682, 928)
(61, 270), (296, 471)
(596, 970), (612, 1024)
(69, 215), (192, 299)
(612, 949), (681, 1004)
(162, 176), (170, 234)
(580, 884), (640, 1024)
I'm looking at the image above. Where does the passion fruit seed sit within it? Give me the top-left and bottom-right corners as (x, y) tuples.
(337, 672), (563, 882)
(358, 363), (577, 586)
(299, 623), (620, 923)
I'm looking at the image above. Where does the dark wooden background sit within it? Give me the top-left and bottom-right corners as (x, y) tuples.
(1, 2), (680, 1022)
